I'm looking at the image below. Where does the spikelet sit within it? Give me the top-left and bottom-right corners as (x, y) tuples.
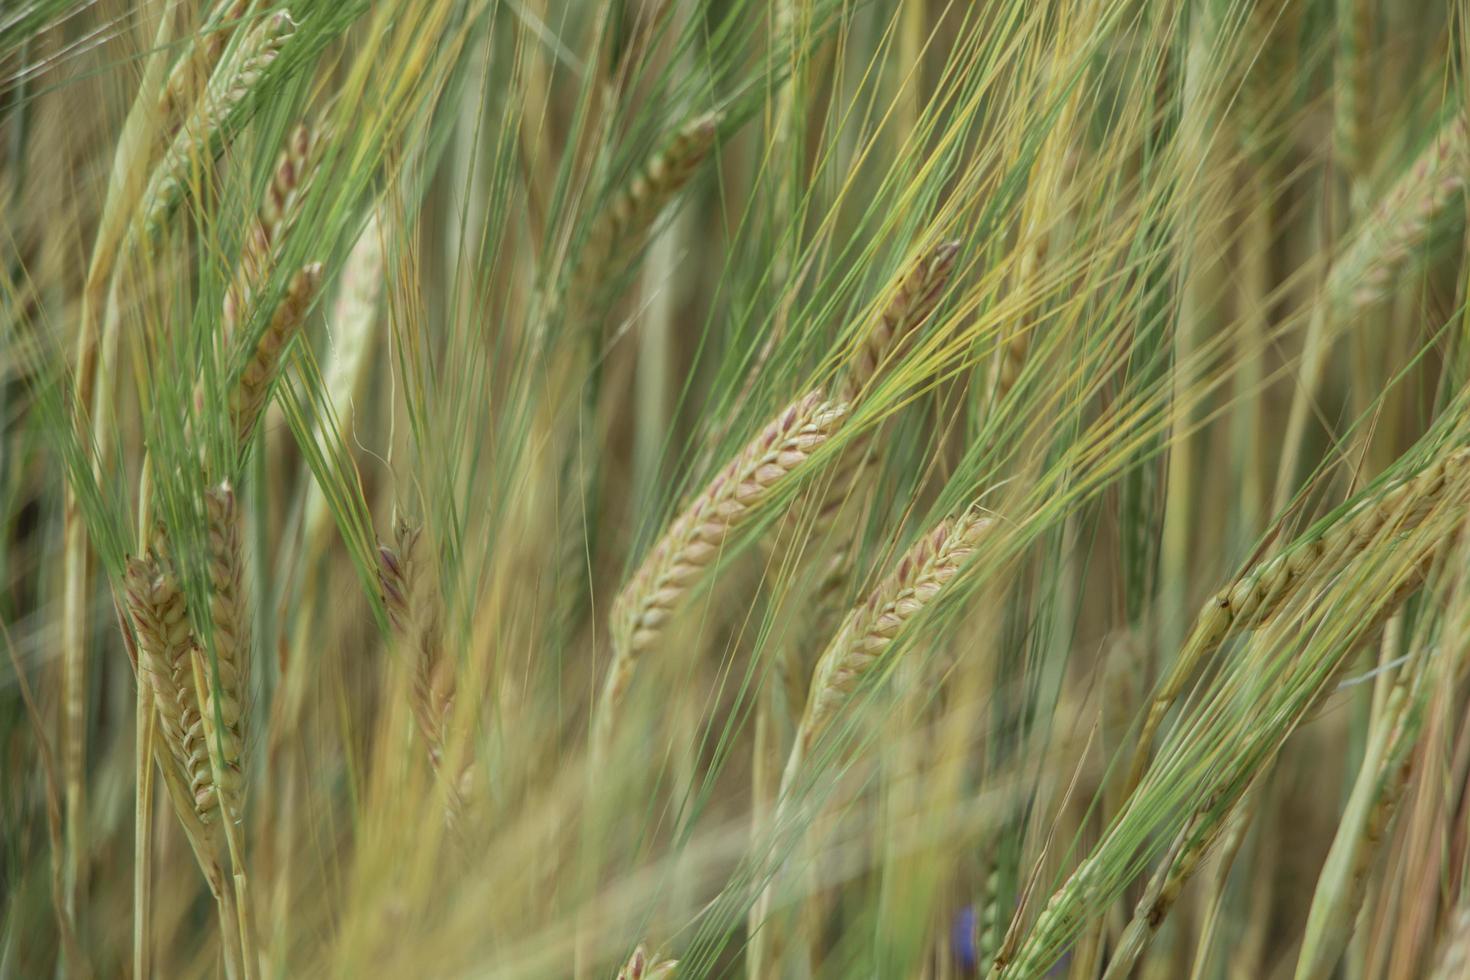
(141, 10), (296, 239)
(791, 507), (992, 764)
(600, 391), (848, 739)
(616, 944), (679, 980)
(838, 240), (961, 405)
(1328, 113), (1468, 313)
(199, 482), (248, 820)
(229, 261), (324, 446)
(574, 112), (721, 297)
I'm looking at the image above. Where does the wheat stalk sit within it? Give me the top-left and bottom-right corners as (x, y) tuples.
(599, 390), (848, 745)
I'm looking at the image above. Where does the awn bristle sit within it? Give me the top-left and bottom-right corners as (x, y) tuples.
(600, 390), (848, 743)
(229, 261), (324, 447)
(141, 11), (296, 240)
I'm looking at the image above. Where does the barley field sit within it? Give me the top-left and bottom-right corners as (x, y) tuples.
(4, 1), (1470, 977)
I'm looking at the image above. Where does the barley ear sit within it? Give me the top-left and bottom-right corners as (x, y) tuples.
(599, 390), (848, 745)
(574, 111), (722, 298)
(838, 239), (961, 405)
(141, 10), (296, 240)
(616, 944), (679, 980)
(229, 261), (324, 448)
(791, 507), (992, 773)
(201, 482), (248, 821)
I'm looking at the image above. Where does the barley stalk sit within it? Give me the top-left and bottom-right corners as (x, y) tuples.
(140, 10), (295, 241)
(599, 390), (848, 745)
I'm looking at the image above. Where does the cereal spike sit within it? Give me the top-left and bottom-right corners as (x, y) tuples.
(600, 391), (848, 740)
(839, 240), (961, 404)
(574, 112), (722, 295)
(1129, 446), (1470, 795)
(141, 10), (296, 239)
(157, 0), (253, 139)
(200, 482), (248, 819)
(1329, 113), (1468, 313)
(229, 261), (324, 447)
(223, 122), (320, 342)
(793, 507), (992, 762)
(617, 944), (679, 980)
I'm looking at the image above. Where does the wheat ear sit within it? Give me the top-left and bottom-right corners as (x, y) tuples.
(1130, 446), (1470, 794)
(141, 11), (296, 240)
(616, 944), (679, 980)
(598, 390), (848, 742)
(229, 261), (324, 447)
(837, 240), (961, 405)
(1328, 112), (1468, 313)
